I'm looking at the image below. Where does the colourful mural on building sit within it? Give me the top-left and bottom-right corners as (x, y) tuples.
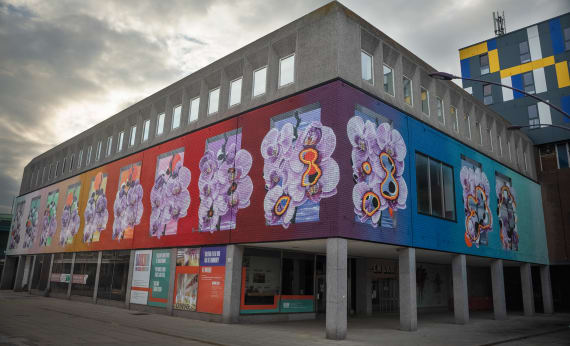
(496, 173), (519, 251)
(84, 172), (108, 243)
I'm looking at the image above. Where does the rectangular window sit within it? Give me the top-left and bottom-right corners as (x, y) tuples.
(229, 78), (242, 107)
(450, 106), (458, 132)
(519, 41), (531, 64)
(62, 157), (66, 174)
(172, 105), (182, 129)
(477, 122), (483, 146)
(403, 76), (412, 106)
(86, 146), (92, 165)
(279, 54), (295, 87)
(142, 119), (150, 142)
(415, 152), (456, 221)
(480, 53), (489, 75)
(488, 128), (493, 151)
(253, 66), (267, 97)
(42, 167), (46, 183)
(523, 151), (528, 172)
(483, 84), (493, 105)
(208, 88), (220, 115)
(564, 27), (570, 51)
(156, 113), (165, 136)
(106, 136), (113, 157)
(361, 50), (373, 84)
(69, 154), (74, 172)
(54, 161), (59, 177)
(420, 87), (429, 115)
(499, 136), (503, 157)
(508, 140), (512, 162)
(49, 164), (53, 179)
(117, 131), (124, 152)
(129, 125), (137, 146)
(36, 169), (40, 186)
(528, 104), (539, 129)
(96, 141), (102, 161)
(78, 149), (83, 169)
(523, 71), (535, 94)
(383, 64), (394, 96)
(556, 143), (569, 168)
(189, 97), (200, 123)
(466, 114), (472, 140)
(436, 97), (444, 124)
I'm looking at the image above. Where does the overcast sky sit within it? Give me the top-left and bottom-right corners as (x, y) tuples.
(1, 0), (569, 213)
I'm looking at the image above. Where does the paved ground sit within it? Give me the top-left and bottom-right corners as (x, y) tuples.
(0, 291), (569, 345)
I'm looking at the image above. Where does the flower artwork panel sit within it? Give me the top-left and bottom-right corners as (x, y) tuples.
(347, 105), (407, 228)
(174, 248), (200, 311)
(150, 148), (191, 238)
(496, 174), (518, 251)
(460, 158), (492, 248)
(22, 196), (40, 248)
(8, 199), (25, 250)
(40, 189), (59, 247)
(113, 162), (143, 240)
(83, 172), (109, 243)
(198, 129), (252, 233)
(261, 103), (339, 229)
(59, 183), (81, 245)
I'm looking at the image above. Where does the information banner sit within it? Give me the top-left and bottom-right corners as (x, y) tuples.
(130, 249), (152, 305)
(199, 246), (226, 266)
(174, 248), (200, 311)
(148, 249), (171, 307)
(196, 265), (225, 314)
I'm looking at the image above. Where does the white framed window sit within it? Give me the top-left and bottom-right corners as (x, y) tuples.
(142, 119), (150, 142)
(499, 136), (503, 157)
(477, 122), (483, 146)
(436, 97), (444, 124)
(488, 128), (493, 151)
(420, 87), (429, 116)
(54, 161), (59, 177)
(383, 64), (394, 96)
(129, 125), (137, 146)
(156, 113), (165, 136)
(229, 78), (242, 107)
(508, 140), (512, 162)
(450, 106), (458, 132)
(403, 76), (413, 106)
(253, 66), (267, 97)
(36, 169), (41, 185)
(523, 151), (528, 172)
(483, 84), (493, 105)
(106, 136), (113, 157)
(86, 146), (92, 165)
(62, 157), (67, 173)
(69, 154), (74, 172)
(466, 115), (472, 140)
(77, 149), (83, 169)
(361, 50), (373, 84)
(117, 131), (125, 152)
(96, 140), (102, 161)
(208, 87), (220, 115)
(279, 54), (295, 87)
(172, 105), (182, 129)
(480, 53), (490, 75)
(189, 97), (200, 123)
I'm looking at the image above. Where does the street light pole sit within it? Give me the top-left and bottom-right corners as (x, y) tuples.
(429, 72), (570, 121)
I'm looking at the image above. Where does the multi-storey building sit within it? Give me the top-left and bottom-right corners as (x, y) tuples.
(0, 2), (554, 339)
(459, 13), (570, 311)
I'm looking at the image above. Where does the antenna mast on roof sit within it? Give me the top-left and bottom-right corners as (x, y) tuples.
(493, 11), (506, 36)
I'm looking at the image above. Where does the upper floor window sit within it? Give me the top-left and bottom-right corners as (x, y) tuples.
(69, 154), (74, 172)
(36, 169), (41, 186)
(253, 66), (267, 97)
(77, 149), (83, 169)
(361, 50), (373, 84)
(519, 41), (531, 64)
(483, 84), (493, 105)
(488, 128), (493, 151)
(142, 119), (150, 142)
(466, 114), (472, 140)
(435, 97), (444, 124)
(106, 136), (113, 157)
(96, 140), (102, 161)
(523, 151), (528, 172)
(208, 87), (220, 115)
(42, 166), (47, 183)
(508, 140), (512, 162)
(229, 78), (242, 107)
(117, 131), (124, 152)
(383, 64), (394, 96)
(415, 152), (456, 221)
(480, 53), (489, 75)
(403, 76), (413, 106)
(172, 105), (182, 129)
(156, 113), (165, 136)
(556, 143), (569, 169)
(189, 97), (200, 123)
(54, 161), (59, 177)
(528, 104), (539, 129)
(129, 125), (137, 146)
(86, 145), (92, 165)
(499, 136), (503, 157)
(476, 121), (483, 146)
(420, 87), (429, 115)
(279, 54), (295, 87)
(62, 157), (66, 173)
(564, 27), (570, 51)
(450, 106), (458, 132)
(523, 71), (535, 94)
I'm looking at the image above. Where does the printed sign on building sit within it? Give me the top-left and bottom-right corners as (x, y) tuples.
(197, 246), (226, 314)
(148, 249), (171, 308)
(130, 249), (152, 305)
(174, 248), (200, 311)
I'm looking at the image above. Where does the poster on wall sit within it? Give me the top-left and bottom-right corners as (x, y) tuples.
(59, 182), (81, 246)
(148, 249), (171, 308)
(198, 129), (252, 233)
(496, 173), (518, 251)
(130, 249), (152, 305)
(8, 198), (26, 250)
(174, 248), (200, 311)
(460, 156), (492, 248)
(150, 148), (191, 238)
(40, 189), (59, 247)
(113, 162), (143, 241)
(347, 105), (407, 228)
(84, 172), (109, 243)
(197, 246), (226, 314)
(261, 103), (339, 229)
(23, 196), (41, 248)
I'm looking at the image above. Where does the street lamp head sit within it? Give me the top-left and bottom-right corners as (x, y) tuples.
(428, 72), (457, 81)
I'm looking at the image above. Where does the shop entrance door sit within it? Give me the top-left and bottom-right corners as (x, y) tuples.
(372, 278), (399, 312)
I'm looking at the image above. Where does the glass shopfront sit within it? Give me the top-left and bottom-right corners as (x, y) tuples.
(71, 251), (99, 297)
(30, 254), (52, 292)
(50, 253), (73, 295)
(97, 250), (130, 301)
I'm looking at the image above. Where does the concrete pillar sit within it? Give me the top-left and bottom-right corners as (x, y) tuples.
(452, 254), (469, 324)
(125, 250), (136, 309)
(45, 254), (54, 295)
(540, 265), (553, 314)
(67, 252), (76, 298)
(399, 248), (417, 332)
(28, 255), (37, 293)
(92, 251), (103, 303)
(326, 238), (347, 340)
(355, 258), (372, 316)
(520, 263), (534, 316)
(222, 244), (244, 324)
(490, 259), (507, 320)
(167, 248), (177, 315)
(0, 256), (18, 289)
(13, 255), (26, 292)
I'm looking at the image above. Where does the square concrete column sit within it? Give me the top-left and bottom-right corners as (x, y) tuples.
(125, 249), (136, 309)
(0, 256), (18, 289)
(326, 238), (347, 340)
(45, 253), (55, 295)
(222, 244), (244, 324)
(490, 259), (507, 320)
(355, 258), (372, 316)
(28, 255), (37, 293)
(13, 255), (26, 292)
(520, 263), (534, 316)
(167, 248), (177, 315)
(92, 251), (103, 303)
(540, 265), (553, 314)
(399, 248), (417, 331)
(452, 254), (469, 324)
(67, 252), (76, 298)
